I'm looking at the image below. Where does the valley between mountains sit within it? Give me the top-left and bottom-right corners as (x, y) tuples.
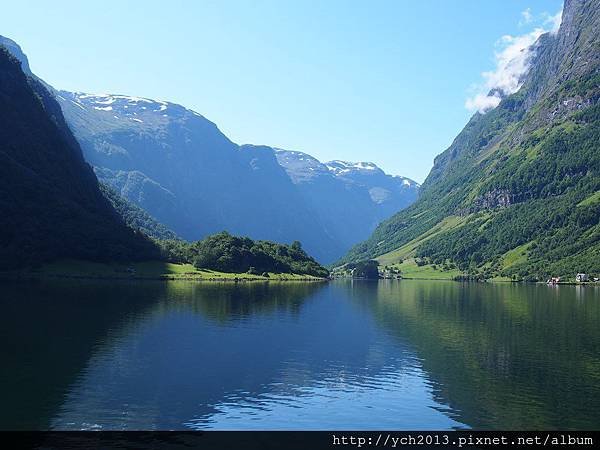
(1, 0), (598, 282)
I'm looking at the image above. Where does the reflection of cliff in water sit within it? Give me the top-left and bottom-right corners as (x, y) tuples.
(5, 279), (597, 430)
(0, 279), (169, 430)
(44, 281), (450, 430)
(0, 280), (325, 430)
(344, 280), (600, 430)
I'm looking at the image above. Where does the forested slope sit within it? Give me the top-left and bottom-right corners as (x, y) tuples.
(340, 0), (599, 280)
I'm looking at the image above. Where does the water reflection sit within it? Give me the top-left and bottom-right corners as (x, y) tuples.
(46, 281), (460, 430)
(344, 280), (600, 430)
(0, 279), (167, 430)
(1, 279), (598, 430)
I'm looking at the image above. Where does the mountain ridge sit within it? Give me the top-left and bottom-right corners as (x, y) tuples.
(339, 0), (600, 279)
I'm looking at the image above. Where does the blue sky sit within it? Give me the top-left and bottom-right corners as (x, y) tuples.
(1, 0), (562, 182)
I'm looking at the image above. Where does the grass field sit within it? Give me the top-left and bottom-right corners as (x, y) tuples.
(376, 215), (468, 266)
(388, 258), (463, 280)
(10, 260), (324, 281)
(500, 242), (531, 270)
(577, 191), (600, 207)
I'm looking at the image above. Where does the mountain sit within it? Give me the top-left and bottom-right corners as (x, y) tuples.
(53, 91), (418, 263)
(99, 183), (178, 241)
(54, 92), (341, 261)
(0, 35), (418, 264)
(0, 47), (158, 269)
(0, 36), (31, 76)
(56, 92), (418, 263)
(275, 150), (418, 252)
(340, 0), (600, 280)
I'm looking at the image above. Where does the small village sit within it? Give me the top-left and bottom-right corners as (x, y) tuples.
(333, 261), (600, 284)
(546, 273), (600, 285)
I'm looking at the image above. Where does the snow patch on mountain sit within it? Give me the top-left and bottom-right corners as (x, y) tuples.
(325, 160), (380, 175)
(58, 92), (218, 137)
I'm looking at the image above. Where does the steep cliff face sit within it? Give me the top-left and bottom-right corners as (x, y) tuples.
(0, 35), (31, 76)
(0, 48), (157, 268)
(276, 150), (419, 251)
(425, 0), (598, 190)
(57, 91), (244, 239)
(341, 0), (600, 279)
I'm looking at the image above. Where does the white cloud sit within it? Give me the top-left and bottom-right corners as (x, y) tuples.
(465, 28), (544, 113)
(465, 8), (562, 114)
(543, 9), (563, 33)
(465, 93), (502, 112)
(520, 8), (533, 25)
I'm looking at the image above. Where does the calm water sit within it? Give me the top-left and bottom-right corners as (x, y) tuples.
(1, 279), (599, 430)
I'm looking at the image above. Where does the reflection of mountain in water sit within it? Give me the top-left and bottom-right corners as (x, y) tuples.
(0, 280), (333, 430)
(4, 280), (596, 430)
(0, 280), (168, 430)
(344, 281), (600, 430)
(21, 281), (460, 430)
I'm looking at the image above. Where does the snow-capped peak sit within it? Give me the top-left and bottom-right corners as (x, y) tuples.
(325, 160), (380, 175)
(394, 175), (420, 188)
(71, 92), (170, 112)
(58, 91), (213, 126)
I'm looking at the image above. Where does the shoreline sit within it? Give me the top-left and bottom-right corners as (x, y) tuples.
(3, 265), (596, 285)
(0, 260), (328, 283)
(0, 272), (328, 283)
(332, 276), (600, 285)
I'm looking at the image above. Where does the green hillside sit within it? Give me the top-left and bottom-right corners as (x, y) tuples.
(99, 183), (179, 241)
(158, 232), (329, 278)
(339, 0), (600, 281)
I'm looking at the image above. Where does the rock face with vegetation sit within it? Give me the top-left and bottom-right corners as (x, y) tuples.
(0, 48), (158, 269)
(340, 0), (600, 280)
